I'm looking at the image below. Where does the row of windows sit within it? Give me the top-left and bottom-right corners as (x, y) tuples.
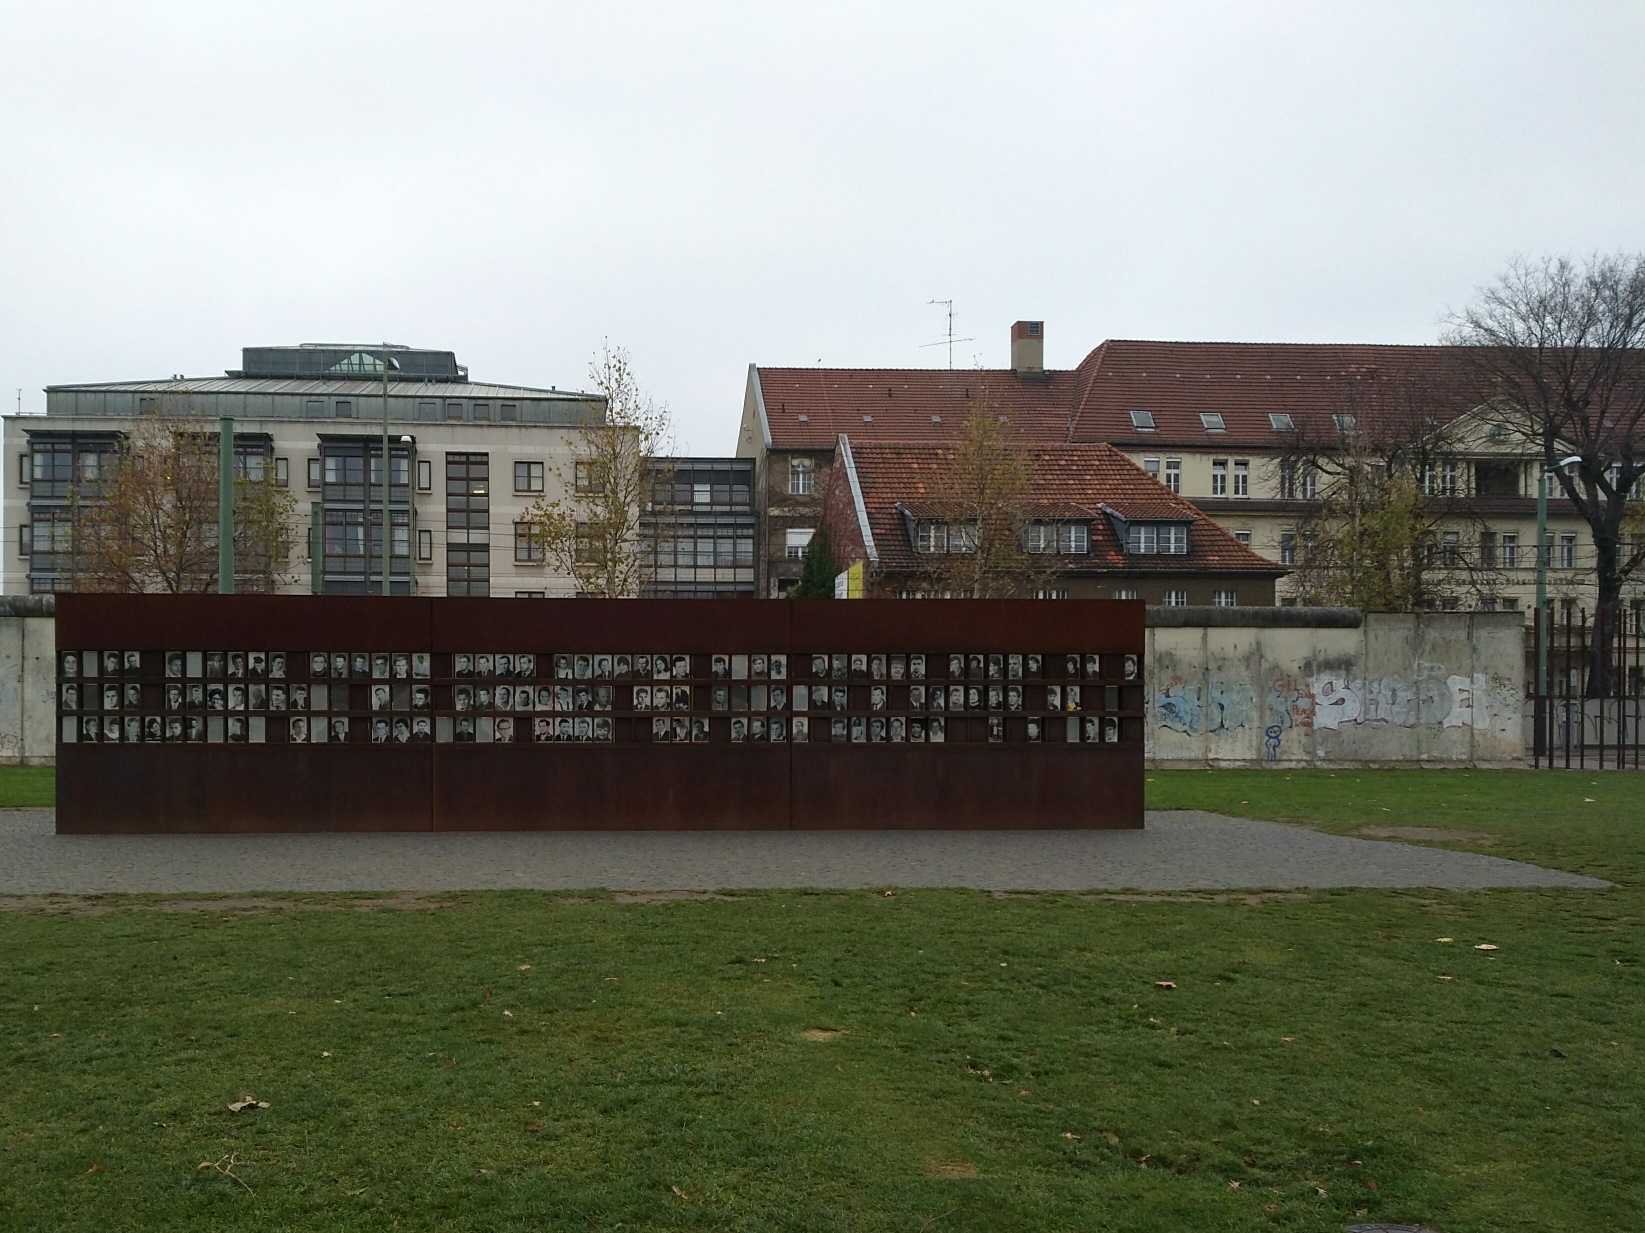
(1128, 409), (1329, 436)
(298, 399), (525, 422)
(1275, 528), (1590, 570)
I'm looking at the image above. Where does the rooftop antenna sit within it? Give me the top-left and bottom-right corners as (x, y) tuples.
(920, 300), (973, 369)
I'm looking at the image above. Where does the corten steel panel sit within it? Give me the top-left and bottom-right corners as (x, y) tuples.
(430, 597), (787, 653)
(790, 745), (1141, 830)
(57, 745), (433, 833)
(432, 745), (791, 830)
(788, 598), (1144, 656)
(55, 595), (1143, 833)
(57, 594), (433, 651)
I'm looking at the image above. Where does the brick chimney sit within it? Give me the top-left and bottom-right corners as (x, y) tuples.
(1011, 320), (1044, 375)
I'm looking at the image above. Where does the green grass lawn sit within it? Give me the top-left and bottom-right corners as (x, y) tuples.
(1, 770), (1641, 1232)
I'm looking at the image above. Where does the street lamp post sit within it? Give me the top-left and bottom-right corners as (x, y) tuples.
(381, 355), (399, 595)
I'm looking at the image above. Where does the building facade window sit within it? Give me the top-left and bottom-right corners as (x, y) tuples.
(472, 402), (490, 421)
(417, 528), (433, 561)
(1162, 589), (1188, 606)
(1112, 588), (1139, 600)
(1559, 532), (1577, 569)
(1211, 459), (1228, 497)
(1501, 531), (1518, 568)
(1126, 524), (1188, 555)
(1441, 531), (1461, 566)
(1164, 458), (1181, 494)
(788, 459), (814, 495)
(574, 461), (605, 494)
(334, 400), (353, 419)
(514, 521), (544, 563)
(446, 452), (490, 597)
(1025, 523), (1089, 554)
(1143, 457), (1160, 483)
(1479, 530), (1497, 568)
(915, 522), (977, 554)
(514, 460), (544, 493)
(1032, 588), (1071, 599)
(1279, 531), (1296, 566)
(1232, 460), (1249, 497)
(307, 457), (321, 489)
(1234, 530), (1252, 547)
(515, 590), (545, 598)
(274, 457), (289, 488)
(1212, 588), (1238, 607)
(785, 527), (814, 558)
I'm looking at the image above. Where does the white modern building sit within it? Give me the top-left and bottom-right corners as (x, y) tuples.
(4, 344), (606, 597)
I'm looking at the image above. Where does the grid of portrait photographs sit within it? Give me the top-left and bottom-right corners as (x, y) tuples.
(58, 648), (1140, 746)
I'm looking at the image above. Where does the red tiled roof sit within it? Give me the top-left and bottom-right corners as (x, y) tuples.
(755, 367), (1073, 448)
(1064, 340), (1482, 448)
(756, 342), (1481, 452)
(841, 439), (1283, 575)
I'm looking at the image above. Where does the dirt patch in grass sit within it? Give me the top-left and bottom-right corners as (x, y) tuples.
(0, 892), (459, 915)
(1359, 826), (1500, 845)
(800, 1027), (846, 1042)
(922, 1157), (979, 1179)
(611, 890), (735, 904)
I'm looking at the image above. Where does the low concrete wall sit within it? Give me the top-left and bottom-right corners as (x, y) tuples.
(0, 603), (1527, 770)
(1146, 609), (1524, 768)
(0, 597), (58, 765)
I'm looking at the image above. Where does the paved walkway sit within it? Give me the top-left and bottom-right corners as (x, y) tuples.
(0, 810), (1609, 895)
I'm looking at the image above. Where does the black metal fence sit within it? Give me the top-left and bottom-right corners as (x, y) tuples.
(1532, 606), (1645, 769)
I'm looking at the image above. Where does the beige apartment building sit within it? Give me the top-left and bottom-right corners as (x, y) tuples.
(4, 344), (605, 597)
(738, 327), (1630, 622)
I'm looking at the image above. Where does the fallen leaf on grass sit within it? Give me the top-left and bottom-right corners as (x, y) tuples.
(84, 1164), (104, 1175)
(1227, 1180), (1240, 1190)
(1154, 981), (1177, 990)
(1281, 1036), (1294, 1043)
(517, 964), (531, 971)
(320, 1051), (330, 1058)
(344, 1187), (366, 1196)
(1435, 937), (1454, 943)
(1475, 943), (1499, 951)
(1437, 975), (1454, 981)
(525, 1123), (542, 1133)
(441, 1059), (457, 1068)
(671, 1185), (689, 1200)
(503, 1010), (513, 1017)
(1362, 1178), (1380, 1190)
(1062, 1132), (1081, 1140)
(227, 1094), (269, 1113)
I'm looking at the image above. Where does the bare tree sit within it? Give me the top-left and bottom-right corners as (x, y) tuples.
(68, 416), (297, 593)
(523, 342), (673, 597)
(915, 388), (1056, 598)
(1445, 254), (1645, 691)
(1278, 367), (1498, 610)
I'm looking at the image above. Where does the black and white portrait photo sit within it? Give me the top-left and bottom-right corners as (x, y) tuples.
(454, 654), (473, 678)
(769, 655), (787, 681)
(124, 683), (141, 709)
(331, 717), (350, 743)
(791, 717), (808, 742)
(332, 653), (350, 679)
(711, 654), (729, 679)
(730, 717), (747, 742)
(412, 686), (430, 711)
(412, 653), (431, 679)
(123, 650), (141, 673)
(269, 685), (286, 711)
(228, 684), (246, 711)
(226, 716), (246, 743)
(310, 652), (329, 677)
(165, 717), (184, 741)
(289, 684), (308, 710)
(227, 652), (245, 679)
(351, 653), (369, 677)
(144, 715), (162, 741)
(1085, 654), (1101, 678)
(269, 653), (286, 679)
(393, 717), (412, 743)
(248, 651), (267, 678)
(165, 651), (184, 678)
(811, 654), (828, 678)
(909, 655), (925, 681)
(392, 653), (410, 679)
(248, 684), (267, 710)
(61, 684), (78, 711)
(372, 718), (391, 743)
(289, 716), (309, 743)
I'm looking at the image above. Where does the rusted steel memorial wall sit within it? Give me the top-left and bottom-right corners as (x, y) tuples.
(54, 596), (1144, 833)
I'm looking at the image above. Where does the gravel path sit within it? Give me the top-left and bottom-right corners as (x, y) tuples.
(0, 809), (1609, 894)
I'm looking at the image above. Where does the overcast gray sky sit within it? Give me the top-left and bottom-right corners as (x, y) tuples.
(2, 2), (1642, 452)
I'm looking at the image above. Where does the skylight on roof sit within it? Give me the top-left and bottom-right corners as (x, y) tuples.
(1130, 410), (1156, 430)
(1333, 413), (1357, 433)
(1269, 412), (1295, 431)
(797, 414), (809, 423)
(1200, 412), (1226, 432)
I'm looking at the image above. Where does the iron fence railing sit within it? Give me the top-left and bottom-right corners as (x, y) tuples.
(1532, 606), (1645, 769)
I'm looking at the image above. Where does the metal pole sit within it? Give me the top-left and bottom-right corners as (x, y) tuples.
(382, 360), (392, 596)
(1535, 462), (1547, 699)
(218, 416), (235, 595)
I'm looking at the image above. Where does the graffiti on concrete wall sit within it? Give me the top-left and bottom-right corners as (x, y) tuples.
(1157, 663), (1503, 737)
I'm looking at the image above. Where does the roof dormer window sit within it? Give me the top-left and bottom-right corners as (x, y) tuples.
(1269, 412), (1294, 431)
(1200, 412), (1226, 432)
(1130, 410), (1156, 431)
(1333, 413), (1357, 433)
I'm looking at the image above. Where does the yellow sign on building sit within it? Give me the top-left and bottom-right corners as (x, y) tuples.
(833, 562), (865, 599)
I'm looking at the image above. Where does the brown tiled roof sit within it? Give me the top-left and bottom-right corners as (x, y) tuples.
(756, 341), (1480, 452)
(842, 439), (1284, 575)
